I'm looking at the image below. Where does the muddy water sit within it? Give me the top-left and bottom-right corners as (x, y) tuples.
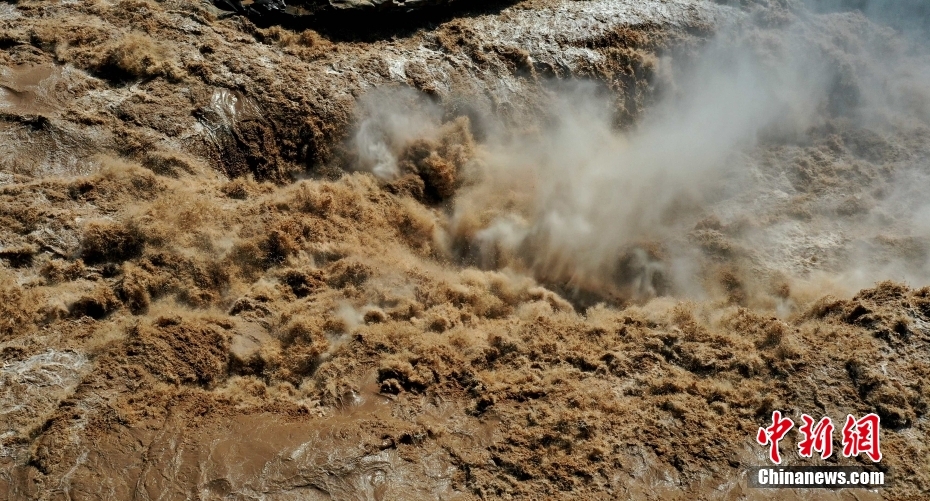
(55, 387), (483, 500)
(30, 387), (885, 500)
(1, 0), (928, 499)
(0, 63), (105, 179)
(0, 64), (58, 115)
(0, 351), (87, 448)
(194, 391), (459, 500)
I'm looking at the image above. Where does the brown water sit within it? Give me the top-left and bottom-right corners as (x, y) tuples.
(0, 0), (928, 499)
(0, 64), (58, 115)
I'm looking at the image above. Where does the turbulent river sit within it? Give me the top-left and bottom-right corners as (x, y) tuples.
(1, 0), (929, 499)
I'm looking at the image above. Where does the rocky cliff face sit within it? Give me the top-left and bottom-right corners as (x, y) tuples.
(1, 0), (929, 499)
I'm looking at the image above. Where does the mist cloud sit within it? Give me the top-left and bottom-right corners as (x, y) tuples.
(346, 5), (930, 310)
